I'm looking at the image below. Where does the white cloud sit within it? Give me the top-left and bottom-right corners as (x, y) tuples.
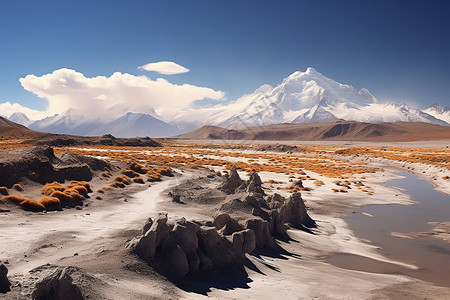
(0, 101), (46, 120)
(18, 68), (224, 121)
(138, 61), (190, 75)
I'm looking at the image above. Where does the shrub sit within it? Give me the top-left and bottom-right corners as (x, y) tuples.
(110, 181), (126, 188)
(50, 191), (74, 203)
(63, 189), (85, 202)
(95, 196), (102, 200)
(133, 176), (145, 184)
(0, 187), (9, 196)
(12, 184), (24, 191)
(130, 162), (149, 174)
(114, 176), (131, 185)
(42, 182), (65, 195)
(20, 199), (45, 212)
(121, 169), (140, 178)
(69, 181), (92, 193)
(2, 195), (28, 204)
(68, 185), (89, 195)
(40, 196), (61, 210)
(97, 189), (104, 194)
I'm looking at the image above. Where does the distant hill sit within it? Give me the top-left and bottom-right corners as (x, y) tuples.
(0, 116), (43, 139)
(174, 120), (450, 142)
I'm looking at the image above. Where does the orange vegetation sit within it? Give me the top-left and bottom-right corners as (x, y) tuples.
(20, 199), (45, 211)
(0, 187), (8, 196)
(12, 184), (24, 191)
(133, 176), (145, 184)
(39, 196), (61, 210)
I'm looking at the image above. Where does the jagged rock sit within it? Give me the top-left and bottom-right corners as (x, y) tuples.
(219, 166), (243, 194)
(0, 146), (96, 188)
(219, 218), (244, 236)
(0, 263), (11, 294)
(244, 219), (273, 248)
(213, 213), (231, 230)
(151, 213), (172, 248)
(141, 217), (153, 235)
(173, 221), (201, 273)
(231, 229), (256, 255)
(247, 172), (265, 195)
(128, 229), (157, 262)
(267, 193), (284, 209)
(32, 266), (83, 300)
(281, 192), (316, 228)
(197, 227), (236, 268)
(294, 180), (304, 188)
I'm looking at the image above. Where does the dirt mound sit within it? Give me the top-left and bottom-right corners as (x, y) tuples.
(174, 120), (450, 142)
(31, 134), (161, 147)
(0, 146), (109, 188)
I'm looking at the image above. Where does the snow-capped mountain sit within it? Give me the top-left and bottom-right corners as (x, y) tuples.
(175, 67), (447, 127)
(9, 67), (450, 137)
(89, 112), (179, 138)
(423, 103), (450, 124)
(8, 112), (32, 127)
(29, 108), (102, 136)
(27, 109), (179, 138)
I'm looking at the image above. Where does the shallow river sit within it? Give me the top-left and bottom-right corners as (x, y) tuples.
(327, 171), (450, 287)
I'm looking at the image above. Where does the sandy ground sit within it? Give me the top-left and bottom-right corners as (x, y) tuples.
(1, 144), (450, 299)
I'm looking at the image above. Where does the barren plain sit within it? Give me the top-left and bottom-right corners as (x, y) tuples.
(1, 137), (450, 299)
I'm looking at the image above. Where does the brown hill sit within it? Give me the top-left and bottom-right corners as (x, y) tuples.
(0, 117), (161, 147)
(174, 120), (450, 142)
(0, 116), (43, 139)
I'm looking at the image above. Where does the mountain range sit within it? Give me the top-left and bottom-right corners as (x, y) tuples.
(4, 67), (450, 137)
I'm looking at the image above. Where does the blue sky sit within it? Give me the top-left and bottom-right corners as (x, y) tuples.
(1, 0), (449, 115)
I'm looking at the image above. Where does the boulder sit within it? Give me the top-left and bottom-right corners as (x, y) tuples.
(32, 267), (83, 300)
(213, 213), (231, 230)
(0, 263), (10, 294)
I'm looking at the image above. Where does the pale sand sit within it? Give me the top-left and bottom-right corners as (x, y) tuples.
(2, 145), (450, 299)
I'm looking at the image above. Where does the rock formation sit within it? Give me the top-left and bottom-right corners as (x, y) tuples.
(32, 266), (83, 300)
(128, 213), (256, 279)
(0, 263), (11, 294)
(0, 146), (110, 188)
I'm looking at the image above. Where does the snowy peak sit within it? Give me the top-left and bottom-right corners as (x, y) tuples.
(424, 103), (450, 124)
(8, 112), (32, 126)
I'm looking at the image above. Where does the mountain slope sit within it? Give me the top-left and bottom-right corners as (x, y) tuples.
(175, 120), (450, 142)
(0, 116), (43, 139)
(424, 103), (450, 124)
(8, 112), (32, 127)
(174, 68), (448, 128)
(88, 112), (179, 138)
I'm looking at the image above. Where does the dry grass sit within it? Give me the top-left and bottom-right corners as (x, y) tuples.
(69, 181), (92, 193)
(130, 162), (149, 174)
(121, 169), (140, 178)
(40, 196), (61, 209)
(50, 191), (75, 203)
(0, 187), (9, 196)
(12, 184), (24, 191)
(2, 195), (28, 204)
(20, 199), (46, 211)
(41, 182), (65, 195)
(114, 175), (132, 185)
(110, 181), (126, 188)
(133, 176), (145, 184)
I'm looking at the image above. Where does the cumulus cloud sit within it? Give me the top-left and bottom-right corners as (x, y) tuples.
(18, 68), (224, 121)
(138, 61), (190, 75)
(0, 101), (46, 120)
